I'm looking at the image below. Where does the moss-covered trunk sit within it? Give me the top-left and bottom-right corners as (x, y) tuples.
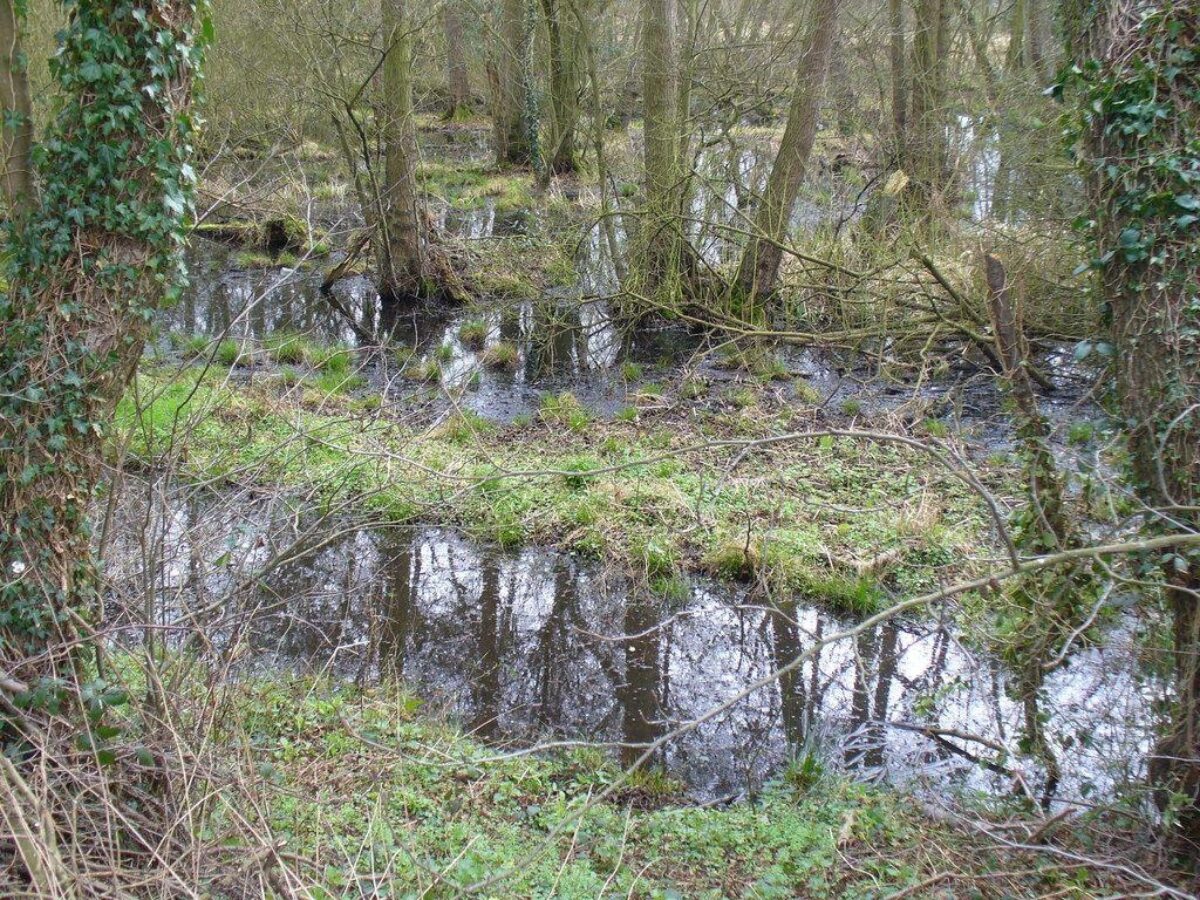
(380, 0), (425, 302)
(495, 0), (535, 166)
(540, 0), (580, 174)
(909, 0), (951, 209)
(0, 1), (201, 683)
(0, 0), (34, 217)
(1066, 0), (1200, 845)
(443, 0), (472, 120)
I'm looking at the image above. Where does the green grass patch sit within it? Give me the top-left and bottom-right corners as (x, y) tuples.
(115, 371), (1004, 614)
(458, 319), (489, 349)
(539, 391), (589, 431)
(263, 330), (317, 365)
(216, 676), (1036, 898)
(481, 341), (519, 371)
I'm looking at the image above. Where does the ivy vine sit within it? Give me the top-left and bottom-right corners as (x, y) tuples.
(0, 2), (206, 683)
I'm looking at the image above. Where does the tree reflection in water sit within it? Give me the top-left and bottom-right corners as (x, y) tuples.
(105, 497), (1166, 804)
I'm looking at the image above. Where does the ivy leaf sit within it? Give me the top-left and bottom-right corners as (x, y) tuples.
(1175, 194), (1200, 211)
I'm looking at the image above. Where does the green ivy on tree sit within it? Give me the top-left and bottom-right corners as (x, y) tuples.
(0, 1), (206, 700)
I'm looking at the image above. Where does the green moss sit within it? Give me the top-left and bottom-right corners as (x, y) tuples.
(402, 358), (441, 383)
(620, 361), (643, 381)
(116, 370), (1004, 616)
(433, 411), (493, 445)
(180, 333), (211, 359)
(754, 354), (793, 382)
(921, 418), (950, 439)
(476, 269), (539, 299)
(650, 573), (691, 606)
(560, 454), (602, 489)
(234, 249), (275, 269)
(680, 377), (708, 400)
(313, 370), (367, 395)
(704, 539), (762, 580)
(418, 162), (532, 211)
(794, 379), (821, 404)
(728, 387), (758, 409)
(1068, 421), (1096, 446)
(632, 530), (677, 578)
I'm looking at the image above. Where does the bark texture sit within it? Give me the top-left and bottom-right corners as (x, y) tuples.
(639, 0), (680, 293)
(380, 0), (424, 301)
(1067, 0), (1200, 847)
(733, 0), (839, 305)
(443, 0), (472, 119)
(495, 0), (534, 165)
(909, 0), (951, 207)
(0, 0), (34, 216)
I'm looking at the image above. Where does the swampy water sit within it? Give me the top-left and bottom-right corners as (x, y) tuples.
(163, 234), (1098, 450)
(136, 125), (1121, 807)
(105, 488), (1161, 807)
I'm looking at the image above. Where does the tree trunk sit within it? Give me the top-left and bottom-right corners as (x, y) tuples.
(0, 0), (201, 681)
(733, 0), (839, 306)
(830, 40), (856, 136)
(1066, 1), (1200, 846)
(443, 0), (472, 120)
(1025, 0), (1056, 84)
(0, 0), (34, 217)
(889, 0), (907, 161)
(540, 0), (580, 174)
(495, 0), (535, 165)
(961, 0), (998, 105)
(380, 0), (424, 302)
(639, 0), (680, 294)
(909, 0), (951, 210)
(1007, 0), (1027, 70)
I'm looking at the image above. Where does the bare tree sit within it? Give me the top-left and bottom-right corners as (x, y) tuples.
(443, 0), (473, 120)
(733, 0), (839, 306)
(495, 0), (535, 165)
(639, 0), (679, 293)
(909, 0), (952, 209)
(380, 0), (425, 301)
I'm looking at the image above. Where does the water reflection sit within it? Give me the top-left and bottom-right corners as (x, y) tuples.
(105, 494), (1164, 804)
(164, 240), (694, 421)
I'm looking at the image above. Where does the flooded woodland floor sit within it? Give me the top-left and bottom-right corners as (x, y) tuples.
(98, 119), (1182, 894)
